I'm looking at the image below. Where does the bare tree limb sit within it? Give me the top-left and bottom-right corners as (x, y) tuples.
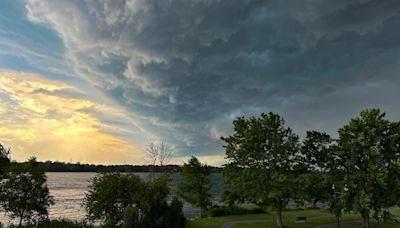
(145, 139), (172, 166)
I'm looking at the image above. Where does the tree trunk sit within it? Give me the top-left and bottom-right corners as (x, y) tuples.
(200, 207), (207, 218)
(276, 208), (284, 228)
(360, 210), (369, 228)
(18, 213), (23, 228)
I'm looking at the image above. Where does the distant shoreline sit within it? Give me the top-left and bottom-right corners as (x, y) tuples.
(12, 161), (223, 173)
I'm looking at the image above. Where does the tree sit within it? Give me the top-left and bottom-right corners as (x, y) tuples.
(84, 173), (184, 227)
(221, 113), (300, 228)
(178, 156), (212, 218)
(300, 131), (334, 206)
(0, 157), (53, 227)
(0, 144), (10, 175)
(84, 173), (144, 226)
(335, 109), (400, 228)
(141, 175), (185, 227)
(145, 139), (172, 166)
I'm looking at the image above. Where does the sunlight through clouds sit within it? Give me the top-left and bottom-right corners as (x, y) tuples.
(0, 70), (144, 164)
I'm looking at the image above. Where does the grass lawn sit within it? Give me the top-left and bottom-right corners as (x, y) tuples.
(186, 209), (400, 228)
(186, 209), (360, 228)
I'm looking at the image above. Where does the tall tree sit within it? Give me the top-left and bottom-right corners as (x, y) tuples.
(336, 109), (400, 228)
(221, 113), (300, 228)
(0, 157), (53, 227)
(177, 156), (212, 218)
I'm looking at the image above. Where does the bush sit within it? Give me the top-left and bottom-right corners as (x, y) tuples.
(208, 205), (265, 217)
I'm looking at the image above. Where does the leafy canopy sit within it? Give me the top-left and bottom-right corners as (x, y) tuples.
(336, 109), (400, 225)
(0, 157), (54, 226)
(221, 112), (301, 227)
(84, 173), (184, 227)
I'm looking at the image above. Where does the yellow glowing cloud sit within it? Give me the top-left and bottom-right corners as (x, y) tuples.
(0, 101), (6, 113)
(0, 71), (92, 114)
(0, 70), (144, 164)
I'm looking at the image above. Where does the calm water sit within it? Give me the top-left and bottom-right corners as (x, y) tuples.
(0, 172), (223, 224)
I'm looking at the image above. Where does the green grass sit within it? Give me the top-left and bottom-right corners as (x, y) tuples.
(186, 209), (360, 228)
(231, 214), (358, 228)
(186, 213), (272, 228)
(374, 225), (400, 228)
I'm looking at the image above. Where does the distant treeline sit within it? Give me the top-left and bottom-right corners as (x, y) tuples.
(11, 161), (223, 173)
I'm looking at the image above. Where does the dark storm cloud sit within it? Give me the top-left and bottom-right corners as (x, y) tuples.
(25, 0), (400, 159)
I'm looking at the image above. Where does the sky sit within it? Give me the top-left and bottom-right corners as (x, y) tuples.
(1, 0), (400, 166)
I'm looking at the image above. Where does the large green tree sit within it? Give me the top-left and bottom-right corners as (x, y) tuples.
(177, 156), (212, 218)
(336, 109), (400, 228)
(221, 112), (300, 228)
(0, 157), (53, 227)
(84, 173), (145, 226)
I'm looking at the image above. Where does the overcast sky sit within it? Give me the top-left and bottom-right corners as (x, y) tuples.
(0, 0), (400, 165)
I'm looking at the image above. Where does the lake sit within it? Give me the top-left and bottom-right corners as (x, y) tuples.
(0, 172), (223, 224)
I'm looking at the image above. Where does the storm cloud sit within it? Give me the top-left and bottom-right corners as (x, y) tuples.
(22, 0), (400, 160)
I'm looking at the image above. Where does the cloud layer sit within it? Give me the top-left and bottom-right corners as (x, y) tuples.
(0, 70), (143, 164)
(2, 0), (400, 165)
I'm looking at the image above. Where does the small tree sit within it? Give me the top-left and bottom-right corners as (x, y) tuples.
(177, 156), (212, 218)
(0, 157), (53, 227)
(221, 113), (300, 228)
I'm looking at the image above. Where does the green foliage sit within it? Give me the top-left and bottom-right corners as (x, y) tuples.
(221, 112), (301, 227)
(0, 143), (11, 175)
(335, 109), (400, 227)
(178, 156), (212, 218)
(0, 157), (54, 227)
(84, 173), (144, 226)
(84, 173), (185, 227)
(140, 175), (180, 227)
(300, 131), (334, 206)
(166, 197), (186, 227)
(301, 131), (334, 170)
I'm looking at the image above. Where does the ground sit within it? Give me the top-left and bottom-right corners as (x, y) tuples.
(186, 209), (400, 228)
